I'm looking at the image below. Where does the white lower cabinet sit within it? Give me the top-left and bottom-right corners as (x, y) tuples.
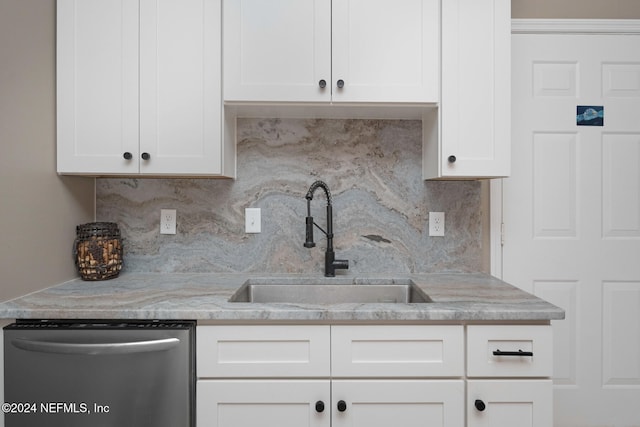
(467, 380), (553, 427)
(197, 379), (464, 427)
(331, 325), (464, 377)
(196, 325), (330, 378)
(197, 380), (330, 427)
(466, 325), (553, 427)
(196, 324), (552, 427)
(332, 380), (464, 427)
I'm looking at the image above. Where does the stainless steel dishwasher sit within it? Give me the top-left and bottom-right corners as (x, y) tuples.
(3, 320), (195, 427)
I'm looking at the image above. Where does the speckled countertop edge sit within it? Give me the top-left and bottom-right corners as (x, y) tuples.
(0, 273), (565, 322)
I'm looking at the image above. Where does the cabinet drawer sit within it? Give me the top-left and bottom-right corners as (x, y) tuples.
(331, 325), (464, 377)
(197, 325), (330, 378)
(467, 325), (553, 377)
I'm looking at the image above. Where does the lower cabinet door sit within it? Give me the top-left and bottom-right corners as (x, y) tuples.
(467, 380), (552, 427)
(332, 380), (465, 427)
(197, 380), (330, 427)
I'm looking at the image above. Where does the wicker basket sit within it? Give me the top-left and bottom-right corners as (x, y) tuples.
(74, 222), (123, 281)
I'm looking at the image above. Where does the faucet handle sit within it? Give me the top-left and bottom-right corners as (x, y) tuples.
(304, 217), (316, 248)
(324, 250), (349, 277)
(333, 259), (349, 270)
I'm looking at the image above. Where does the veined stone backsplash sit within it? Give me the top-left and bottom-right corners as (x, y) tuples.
(96, 118), (483, 274)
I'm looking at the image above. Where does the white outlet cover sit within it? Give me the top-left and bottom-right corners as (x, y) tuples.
(429, 212), (445, 237)
(160, 209), (177, 235)
(245, 208), (261, 233)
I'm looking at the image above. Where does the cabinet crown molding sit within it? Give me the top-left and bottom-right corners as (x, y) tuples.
(512, 19), (640, 35)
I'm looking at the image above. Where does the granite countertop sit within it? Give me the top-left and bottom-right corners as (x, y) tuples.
(0, 273), (564, 322)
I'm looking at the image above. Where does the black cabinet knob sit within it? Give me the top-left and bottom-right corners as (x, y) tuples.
(336, 79), (345, 89)
(315, 401), (325, 413)
(448, 155), (457, 163)
(475, 400), (486, 412)
(319, 79), (327, 89)
(123, 152), (133, 160)
(337, 400), (347, 412)
(141, 152), (151, 161)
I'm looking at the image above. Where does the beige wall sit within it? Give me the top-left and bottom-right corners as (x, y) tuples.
(513, 0), (640, 18)
(0, 0), (94, 301)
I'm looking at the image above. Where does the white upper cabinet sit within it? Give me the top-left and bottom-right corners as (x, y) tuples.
(423, 0), (511, 179)
(331, 0), (440, 103)
(57, 0), (235, 177)
(223, 0), (331, 103)
(226, 0), (510, 179)
(57, 0), (139, 175)
(223, 0), (440, 104)
(139, 0), (228, 176)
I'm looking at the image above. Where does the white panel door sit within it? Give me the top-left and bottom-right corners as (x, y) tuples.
(139, 0), (223, 175)
(57, 0), (139, 174)
(331, 0), (439, 103)
(223, 0), (332, 102)
(504, 33), (640, 426)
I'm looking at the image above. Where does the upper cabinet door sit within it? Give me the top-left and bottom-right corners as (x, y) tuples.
(57, 0), (139, 174)
(438, 0), (510, 178)
(223, 0), (438, 104)
(331, 0), (439, 103)
(58, 0), (230, 177)
(140, 0), (224, 176)
(223, 0), (332, 103)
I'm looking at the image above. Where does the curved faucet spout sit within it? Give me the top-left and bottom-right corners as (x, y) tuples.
(303, 180), (349, 277)
(305, 180), (332, 204)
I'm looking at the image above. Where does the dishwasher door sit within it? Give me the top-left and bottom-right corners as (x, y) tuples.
(3, 321), (195, 427)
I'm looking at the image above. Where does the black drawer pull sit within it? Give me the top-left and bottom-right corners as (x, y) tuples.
(493, 349), (533, 357)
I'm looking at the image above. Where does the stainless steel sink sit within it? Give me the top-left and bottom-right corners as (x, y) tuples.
(228, 278), (432, 304)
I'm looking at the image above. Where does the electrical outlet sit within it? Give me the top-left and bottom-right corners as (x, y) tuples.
(160, 209), (177, 235)
(429, 212), (445, 236)
(245, 208), (261, 233)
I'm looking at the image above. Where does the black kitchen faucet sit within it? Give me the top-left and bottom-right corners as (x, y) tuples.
(304, 180), (349, 277)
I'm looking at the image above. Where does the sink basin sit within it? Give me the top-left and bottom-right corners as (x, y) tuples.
(228, 278), (432, 304)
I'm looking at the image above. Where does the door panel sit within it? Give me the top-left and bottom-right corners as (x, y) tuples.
(438, 0), (511, 178)
(56, 0), (139, 174)
(331, 0), (439, 103)
(467, 380), (552, 427)
(504, 33), (640, 426)
(197, 380), (330, 427)
(332, 380), (464, 427)
(222, 0), (332, 102)
(139, 0), (222, 175)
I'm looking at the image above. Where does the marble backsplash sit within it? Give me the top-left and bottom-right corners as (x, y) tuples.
(96, 118), (483, 275)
